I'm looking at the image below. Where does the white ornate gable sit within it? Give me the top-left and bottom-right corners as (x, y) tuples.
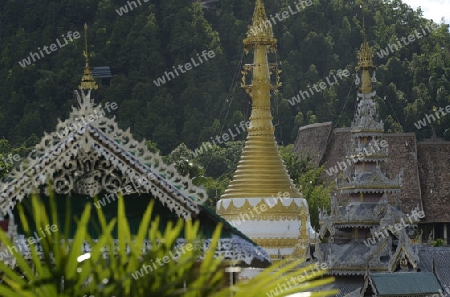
(0, 90), (207, 219)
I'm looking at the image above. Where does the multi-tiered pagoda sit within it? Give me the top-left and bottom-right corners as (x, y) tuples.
(316, 20), (421, 277)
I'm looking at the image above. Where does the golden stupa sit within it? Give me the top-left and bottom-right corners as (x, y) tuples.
(216, 0), (315, 262)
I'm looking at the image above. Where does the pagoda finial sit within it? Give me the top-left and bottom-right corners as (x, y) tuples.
(361, 0), (367, 44)
(351, 0), (383, 133)
(79, 23), (98, 91)
(246, 0), (275, 40)
(356, 0), (375, 95)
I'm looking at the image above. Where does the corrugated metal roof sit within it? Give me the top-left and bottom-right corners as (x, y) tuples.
(371, 272), (442, 295)
(92, 66), (113, 78)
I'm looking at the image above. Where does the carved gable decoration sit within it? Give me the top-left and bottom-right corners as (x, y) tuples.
(0, 91), (206, 219)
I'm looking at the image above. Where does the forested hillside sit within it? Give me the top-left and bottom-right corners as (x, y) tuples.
(1, 0), (449, 154)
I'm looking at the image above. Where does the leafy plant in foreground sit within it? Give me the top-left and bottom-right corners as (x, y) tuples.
(0, 191), (337, 297)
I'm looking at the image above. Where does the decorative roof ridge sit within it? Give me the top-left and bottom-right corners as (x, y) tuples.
(333, 127), (352, 133)
(0, 127), (201, 218)
(418, 140), (450, 145)
(0, 92), (207, 217)
(298, 121), (333, 131)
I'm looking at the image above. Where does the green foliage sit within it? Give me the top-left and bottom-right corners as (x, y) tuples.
(0, 138), (40, 177)
(0, 192), (337, 297)
(166, 143), (193, 164)
(145, 140), (160, 154)
(165, 142), (243, 208)
(278, 144), (312, 183)
(279, 146), (333, 229)
(2, 0), (450, 155)
(190, 141), (245, 206)
(298, 166), (334, 229)
(432, 238), (445, 247)
(193, 141), (244, 179)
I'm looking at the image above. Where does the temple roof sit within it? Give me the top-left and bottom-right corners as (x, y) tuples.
(319, 241), (390, 275)
(418, 246), (450, 288)
(318, 278), (363, 297)
(317, 219), (420, 276)
(337, 168), (402, 194)
(319, 196), (408, 232)
(367, 272), (442, 296)
(293, 122), (333, 164)
(0, 92), (204, 219)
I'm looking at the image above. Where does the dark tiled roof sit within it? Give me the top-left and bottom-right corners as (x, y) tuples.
(293, 121), (333, 165)
(319, 241), (388, 276)
(418, 246), (450, 290)
(320, 277), (363, 297)
(371, 272), (442, 295)
(417, 141), (450, 223)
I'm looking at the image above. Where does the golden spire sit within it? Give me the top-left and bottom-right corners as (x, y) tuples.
(356, 0), (375, 95)
(79, 23), (98, 90)
(221, 0), (301, 199)
(246, 0), (275, 40)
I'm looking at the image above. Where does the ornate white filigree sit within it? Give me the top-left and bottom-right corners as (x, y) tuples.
(337, 168), (402, 192)
(0, 90), (207, 219)
(15, 236), (270, 267)
(351, 97), (384, 132)
(346, 139), (389, 160)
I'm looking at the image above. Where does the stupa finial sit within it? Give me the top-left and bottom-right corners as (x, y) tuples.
(246, 0), (275, 39)
(352, 0), (383, 133)
(356, 0), (375, 95)
(79, 23), (98, 91)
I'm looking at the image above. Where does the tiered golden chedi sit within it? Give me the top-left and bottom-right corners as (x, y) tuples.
(216, 0), (315, 261)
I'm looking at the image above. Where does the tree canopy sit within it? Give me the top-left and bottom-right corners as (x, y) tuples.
(1, 0), (449, 155)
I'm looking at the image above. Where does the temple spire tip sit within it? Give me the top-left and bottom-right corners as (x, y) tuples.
(78, 23), (98, 91)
